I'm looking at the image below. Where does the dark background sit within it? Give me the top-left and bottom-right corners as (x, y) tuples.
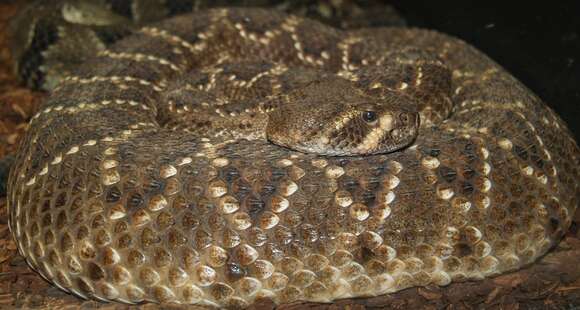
(388, 1), (580, 141)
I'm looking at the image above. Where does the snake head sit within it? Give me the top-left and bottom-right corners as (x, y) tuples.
(266, 79), (420, 156)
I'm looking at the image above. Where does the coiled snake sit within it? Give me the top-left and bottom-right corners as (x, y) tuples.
(7, 7), (580, 308)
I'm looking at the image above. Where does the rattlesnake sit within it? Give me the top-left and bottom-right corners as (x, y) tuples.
(7, 7), (579, 308)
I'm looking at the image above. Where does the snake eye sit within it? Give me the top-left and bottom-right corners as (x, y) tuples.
(361, 111), (378, 123)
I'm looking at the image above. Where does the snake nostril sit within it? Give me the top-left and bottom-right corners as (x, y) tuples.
(399, 113), (410, 124)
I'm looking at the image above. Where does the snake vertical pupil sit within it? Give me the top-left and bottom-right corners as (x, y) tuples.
(362, 111), (378, 123)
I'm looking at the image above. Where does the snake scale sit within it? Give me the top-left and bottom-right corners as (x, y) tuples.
(7, 7), (580, 308)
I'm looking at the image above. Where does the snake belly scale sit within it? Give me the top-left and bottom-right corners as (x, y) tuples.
(7, 8), (580, 307)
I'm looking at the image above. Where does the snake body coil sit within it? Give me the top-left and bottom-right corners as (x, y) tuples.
(7, 8), (580, 307)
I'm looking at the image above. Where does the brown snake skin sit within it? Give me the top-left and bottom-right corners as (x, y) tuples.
(7, 8), (580, 307)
